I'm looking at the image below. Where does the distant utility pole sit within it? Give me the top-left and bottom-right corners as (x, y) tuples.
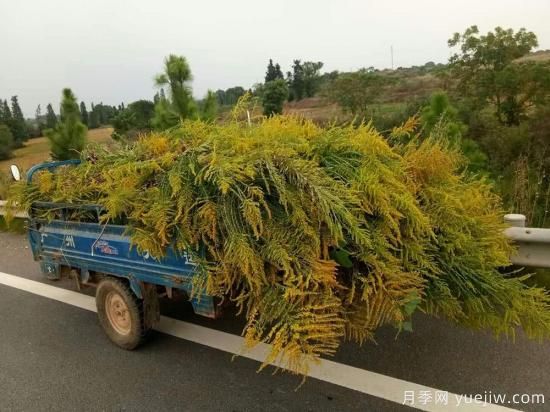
(391, 45), (394, 70)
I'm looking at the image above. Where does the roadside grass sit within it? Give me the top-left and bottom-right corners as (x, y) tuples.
(0, 217), (26, 234)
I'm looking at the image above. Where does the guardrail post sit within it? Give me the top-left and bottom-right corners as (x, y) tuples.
(504, 213), (550, 268)
(504, 214), (526, 228)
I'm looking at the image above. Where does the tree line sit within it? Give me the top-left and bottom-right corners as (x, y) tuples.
(0, 96), (27, 159)
(258, 58), (328, 116)
(0, 91), (122, 160)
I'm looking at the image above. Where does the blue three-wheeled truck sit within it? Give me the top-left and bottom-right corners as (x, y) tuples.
(14, 160), (218, 349)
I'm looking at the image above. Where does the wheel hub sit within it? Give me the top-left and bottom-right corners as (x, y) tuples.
(105, 291), (131, 335)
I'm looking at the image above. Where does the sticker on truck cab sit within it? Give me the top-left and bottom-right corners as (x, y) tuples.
(94, 240), (119, 256)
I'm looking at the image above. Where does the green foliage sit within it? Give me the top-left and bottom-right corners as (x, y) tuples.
(420, 92), (488, 173)
(9, 96), (28, 146)
(79, 101), (89, 126)
(1, 98), (29, 146)
(0, 171), (11, 199)
(111, 110), (135, 140)
(325, 70), (387, 117)
(261, 79), (288, 116)
(0, 216), (25, 233)
(287, 60), (324, 101)
(464, 106), (550, 225)
(153, 54), (196, 129)
(0, 100), (12, 126)
(127, 100), (154, 127)
(288, 60), (305, 101)
(303, 61), (324, 98)
(45, 88), (87, 160)
(89, 102), (117, 127)
(265, 59), (284, 83)
(35, 104), (44, 133)
(45, 103), (57, 129)
(88, 103), (99, 129)
(112, 100), (155, 139)
(11, 115), (550, 375)
(460, 138), (488, 174)
(448, 25), (550, 125)
(215, 86), (246, 106)
(199, 90), (218, 122)
(152, 97), (180, 130)
(0, 125), (14, 160)
(421, 92), (464, 139)
(370, 99), (427, 134)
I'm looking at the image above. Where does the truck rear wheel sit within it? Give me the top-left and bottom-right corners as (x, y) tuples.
(96, 277), (150, 350)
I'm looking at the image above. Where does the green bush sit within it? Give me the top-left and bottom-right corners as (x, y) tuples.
(261, 79), (288, 116)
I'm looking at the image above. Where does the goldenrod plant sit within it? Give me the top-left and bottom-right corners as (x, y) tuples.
(9, 112), (550, 375)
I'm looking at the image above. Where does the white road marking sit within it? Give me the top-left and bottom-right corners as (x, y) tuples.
(0, 271), (519, 412)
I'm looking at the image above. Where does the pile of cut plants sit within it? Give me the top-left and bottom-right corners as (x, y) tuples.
(8, 114), (550, 374)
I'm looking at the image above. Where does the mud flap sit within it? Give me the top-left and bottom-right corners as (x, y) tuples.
(142, 283), (160, 330)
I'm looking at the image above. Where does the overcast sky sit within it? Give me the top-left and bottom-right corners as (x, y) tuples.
(1, 0), (549, 117)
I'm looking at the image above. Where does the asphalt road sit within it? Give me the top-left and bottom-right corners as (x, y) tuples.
(0, 231), (549, 411)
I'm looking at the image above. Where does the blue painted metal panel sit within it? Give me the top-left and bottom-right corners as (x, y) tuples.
(30, 218), (216, 318)
(27, 159), (82, 183)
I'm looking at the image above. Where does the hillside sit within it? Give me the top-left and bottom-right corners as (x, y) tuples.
(516, 50), (550, 63)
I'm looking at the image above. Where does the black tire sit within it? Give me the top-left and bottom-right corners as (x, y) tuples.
(96, 277), (150, 350)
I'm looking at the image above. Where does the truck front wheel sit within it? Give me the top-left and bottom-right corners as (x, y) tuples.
(96, 277), (149, 350)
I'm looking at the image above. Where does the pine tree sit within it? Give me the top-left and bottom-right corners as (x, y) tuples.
(285, 71), (294, 101)
(45, 88), (87, 160)
(88, 103), (99, 129)
(45, 103), (57, 129)
(265, 59), (284, 82)
(35, 104), (44, 135)
(265, 59), (276, 82)
(153, 55), (196, 130)
(200, 90), (218, 122)
(10, 96), (27, 146)
(35, 104), (42, 122)
(274, 63), (284, 80)
(290, 60), (305, 101)
(96, 102), (106, 124)
(79, 101), (89, 126)
(0, 100), (11, 124)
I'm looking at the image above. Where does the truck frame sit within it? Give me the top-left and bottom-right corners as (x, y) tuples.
(24, 160), (218, 349)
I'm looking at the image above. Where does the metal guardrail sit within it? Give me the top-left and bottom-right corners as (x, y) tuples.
(504, 214), (550, 269)
(0, 201), (548, 268)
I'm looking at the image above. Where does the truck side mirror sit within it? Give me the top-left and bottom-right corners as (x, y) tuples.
(10, 164), (21, 181)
